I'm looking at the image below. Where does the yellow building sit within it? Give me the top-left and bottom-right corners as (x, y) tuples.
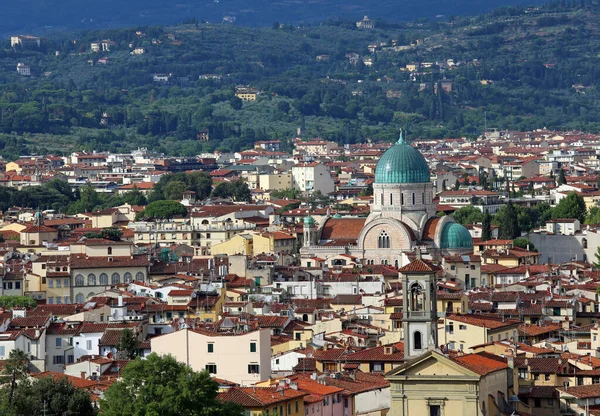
(218, 386), (306, 416)
(188, 288), (226, 323)
(440, 314), (521, 353)
(252, 231), (296, 255)
(235, 87), (258, 101)
(211, 233), (254, 256)
(386, 350), (511, 416)
(259, 173), (293, 191)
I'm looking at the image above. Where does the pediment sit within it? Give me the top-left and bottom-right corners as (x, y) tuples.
(386, 350), (478, 378)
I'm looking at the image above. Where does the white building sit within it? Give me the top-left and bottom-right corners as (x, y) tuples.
(151, 327), (271, 385)
(291, 162), (335, 195)
(16, 63), (31, 76)
(546, 218), (580, 235)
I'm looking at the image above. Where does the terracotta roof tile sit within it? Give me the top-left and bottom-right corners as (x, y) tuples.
(453, 352), (508, 376)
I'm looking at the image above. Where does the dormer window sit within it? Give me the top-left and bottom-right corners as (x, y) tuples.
(107, 247), (113, 255)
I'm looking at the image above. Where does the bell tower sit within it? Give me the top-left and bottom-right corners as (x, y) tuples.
(400, 253), (438, 359)
(303, 215), (316, 247)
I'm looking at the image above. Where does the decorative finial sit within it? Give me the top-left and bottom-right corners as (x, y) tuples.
(396, 128), (405, 144)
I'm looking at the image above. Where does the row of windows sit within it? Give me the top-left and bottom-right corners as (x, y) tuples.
(3, 282), (21, 290)
(47, 297), (70, 305)
(206, 364), (260, 375)
(207, 342), (257, 353)
(52, 355), (74, 365)
(74, 272), (144, 287)
(379, 192), (432, 206)
(48, 278), (70, 288)
(137, 233), (212, 240)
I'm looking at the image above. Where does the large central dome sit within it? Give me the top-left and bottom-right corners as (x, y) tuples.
(374, 132), (431, 184)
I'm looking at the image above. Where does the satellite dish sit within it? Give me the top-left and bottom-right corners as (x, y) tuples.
(178, 318), (185, 324)
(468, 309), (473, 314)
(191, 292), (197, 299)
(595, 398), (600, 405)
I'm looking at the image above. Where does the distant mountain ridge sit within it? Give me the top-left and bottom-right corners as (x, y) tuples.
(3, 0), (548, 35)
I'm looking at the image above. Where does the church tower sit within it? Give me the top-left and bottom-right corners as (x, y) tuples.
(399, 254), (438, 360)
(303, 215), (316, 247)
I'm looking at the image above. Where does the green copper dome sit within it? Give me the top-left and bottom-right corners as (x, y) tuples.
(304, 215), (315, 225)
(375, 131), (430, 184)
(440, 222), (473, 249)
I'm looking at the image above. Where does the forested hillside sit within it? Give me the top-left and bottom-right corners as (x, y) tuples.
(2, 0), (549, 34)
(0, 1), (599, 157)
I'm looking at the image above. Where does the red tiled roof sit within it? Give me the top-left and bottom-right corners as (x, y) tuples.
(345, 342), (404, 362)
(399, 259), (436, 273)
(217, 387), (307, 407)
(320, 218), (366, 243)
(453, 352), (508, 376)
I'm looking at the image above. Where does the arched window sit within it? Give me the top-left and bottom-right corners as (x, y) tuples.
(111, 273), (120, 285)
(412, 193), (415, 205)
(414, 331), (423, 350)
(389, 194), (393, 206)
(302, 314), (309, 322)
(381, 193), (384, 206)
(75, 275), (84, 287)
(410, 282), (423, 311)
(447, 301), (454, 313)
(62, 266), (68, 271)
(401, 193), (404, 205)
(75, 293), (84, 303)
(422, 193), (425, 203)
(87, 274), (96, 286)
(202, 219), (209, 225)
(378, 231), (390, 249)
(99, 273), (108, 286)
(136, 272), (144, 282)
(583, 238), (588, 249)
(394, 259), (399, 268)
(107, 247), (113, 255)
(124, 272), (133, 283)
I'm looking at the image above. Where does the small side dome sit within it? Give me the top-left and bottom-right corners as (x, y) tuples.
(303, 215), (315, 226)
(440, 222), (473, 249)
(333, 213), (342, 219)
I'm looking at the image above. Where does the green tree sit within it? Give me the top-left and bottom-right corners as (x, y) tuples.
(513, 237), (536, 251)
(495, 201), (520, 239)
(594, 246), (600, 269)
(586, 206), (600, 224)
(100, 353), (243, 416)
(0, 296), (37, 309)
(359, 183), (373, 197)
(481, 209), (492, 241)
(229, 96), (243, 110)
(557, 168), (567, 185)
(1, 375), (97, 416)
(212, 179), (252, 202)
(136, 200), (187, 220)
(117, 328), (139, 360)
(163, 180), (187, 200)
(452, 205), (484, 225)
(2, 349), (30, 406)
(121, 186), (148, 206)
(552, 192), (586, 223)
(85, 227), (122, 241)
(271, 188), (301, 199)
